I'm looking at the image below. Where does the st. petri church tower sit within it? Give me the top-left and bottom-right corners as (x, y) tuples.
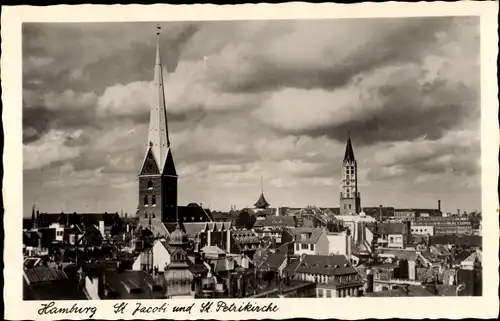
(137, 27), (178, 233)
(339, 134), (361, 215)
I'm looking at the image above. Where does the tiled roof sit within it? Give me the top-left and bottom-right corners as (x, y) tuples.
(24, 266), (68, 285)
(292, 227), (324, 244)
(295, 255), (356, 276)
(259, 252), (286, 270)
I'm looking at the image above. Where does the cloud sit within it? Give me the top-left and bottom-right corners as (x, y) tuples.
(22, 18), (481, 214)
(23, 130), (82, 170)
(255, 53), (478, 145)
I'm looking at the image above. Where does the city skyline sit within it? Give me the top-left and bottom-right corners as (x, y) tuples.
(23, 17), (480, 216)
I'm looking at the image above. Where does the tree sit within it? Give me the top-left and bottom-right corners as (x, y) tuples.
(235, 210), (256, 230)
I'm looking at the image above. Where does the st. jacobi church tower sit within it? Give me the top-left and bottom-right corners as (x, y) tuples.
(339, 133), (361, 215)
(138, 26), (178, 233)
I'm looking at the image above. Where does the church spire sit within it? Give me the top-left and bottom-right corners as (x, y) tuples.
(343, 132), (355, 163)
(147, 24), (171, 171)
(254, 176), (270, 209)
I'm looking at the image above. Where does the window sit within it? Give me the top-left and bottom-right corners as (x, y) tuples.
(310, 244), (315, 251)
(351, 169), (354, 174)
(152, 195), (156, 206)
(348, 204), (352, 209)
(152, 213), (156, 218)
(318, 288), (323, 298)
(144, 195), (148, 206)
(296, 244), (300, 251)
(145, 213), (148, 218)
(326, 289), (332, 298)
(301, 244), (307, 250)
(344, 204), (347, 209)
(148, 180), (153, 189)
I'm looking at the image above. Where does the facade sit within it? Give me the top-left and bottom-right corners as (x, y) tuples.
(340, 135), (361, 215)
(412, 216), (472, 235)
(326, 231), (352, 260)
(292, 228), (329, 255)
(411, 225), (435, 236)
(132, 238), (172, 272)
(292, 254), (363, 298)
(334, 211), (376, 242)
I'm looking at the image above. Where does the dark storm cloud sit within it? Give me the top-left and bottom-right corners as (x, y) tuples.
(23, 105), (100, 144)
(215, 17), (462, 94)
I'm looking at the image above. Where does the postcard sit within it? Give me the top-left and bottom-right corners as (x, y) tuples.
(2, 2), (499, 320)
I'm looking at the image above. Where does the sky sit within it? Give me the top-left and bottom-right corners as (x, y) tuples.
(22, 17), (481, 216)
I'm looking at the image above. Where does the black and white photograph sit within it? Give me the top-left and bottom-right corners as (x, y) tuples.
(2, 2), (499, 320)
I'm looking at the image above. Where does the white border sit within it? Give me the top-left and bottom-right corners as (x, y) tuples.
(2, 2), (499, 320)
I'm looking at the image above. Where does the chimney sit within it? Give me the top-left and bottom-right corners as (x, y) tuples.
(226, 229), (231, 253)
(457, 209), (461, 216)
(379, 205), (383, 222)
(99, 221), (105, 238)
(366, 269), (374, 293)
(438, 200), (441, 212)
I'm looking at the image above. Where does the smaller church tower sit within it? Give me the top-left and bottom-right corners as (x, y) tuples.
(340, 133), (361, 215)
(164, 222), (195, 298)
(254, 176), (270, 209)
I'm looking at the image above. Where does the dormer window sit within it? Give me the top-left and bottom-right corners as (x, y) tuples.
(148, 180), (153, 190)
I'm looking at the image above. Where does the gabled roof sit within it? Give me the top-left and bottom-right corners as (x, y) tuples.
(295, 255), (356, 276)
(292, 227), (324, 244)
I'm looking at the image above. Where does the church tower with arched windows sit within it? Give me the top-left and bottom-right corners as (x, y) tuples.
(340, 134), (361, 215)
(138, 26), (178, 232)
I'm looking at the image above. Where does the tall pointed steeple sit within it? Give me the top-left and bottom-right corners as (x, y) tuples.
(137, 25), (179, 233)
(343, 131), (355, 164)
(147, 24), (171, 171)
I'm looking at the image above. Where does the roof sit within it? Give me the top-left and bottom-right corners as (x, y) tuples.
(295, 255), (357, 276)
(367, 222), (405, 235)
(254, 216), (297, 228)
(201, 245), (226, 256)
(292, 227), (324, 244)
(343, 135), (356, 163)
(259, 252), (286, 270)
(23, 277), (88, 300)
(101, 270), (165, 299)
(231, 230), (260, 244)
(177, 205), (214, 223)
(254, 193), (270, 209)
(365, 284), (458, 297)
(378, 249), (418, 261)
(428, 235), (481, 247)
(38, 212), (121, 227)
(24, 266), (68, 285)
